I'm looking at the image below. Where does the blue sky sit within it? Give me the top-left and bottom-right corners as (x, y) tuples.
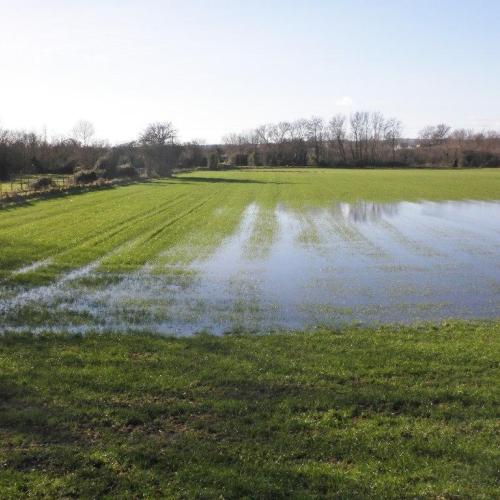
(0, 0), (499, 143)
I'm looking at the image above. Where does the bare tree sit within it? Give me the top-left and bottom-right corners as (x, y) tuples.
(433, 123), (451, 144)
(383, 118), (402, 162)
(418, 125), (435, 146)
(418, 124), (451, 147)
(275, 122), (292, 143)
(268, 122), (292, 165)
(223, 133), (242, 146)
(306, 117), (325, 165)
(140, 122), (177, 145)
(254, 125), (271, 145)
(451, 128), (474, 145)
(72, 120), (95, 147)
(289, 119), (309, 165)
(349, 111), (370, 162)
(328, 114), (347, 163)
(0, 126), (10, 180)
(369, 112), (386, 160)
(139, 122), (179, 176)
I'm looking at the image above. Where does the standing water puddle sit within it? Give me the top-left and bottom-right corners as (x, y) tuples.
(1, 200), (499, 334)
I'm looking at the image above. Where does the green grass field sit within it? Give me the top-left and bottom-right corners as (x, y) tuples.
(1, 168), (499, 497)
(1, 168), (500, 284)
(0, 322), (499, 498)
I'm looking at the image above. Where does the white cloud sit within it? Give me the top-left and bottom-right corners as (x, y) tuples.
(335, 96), (353, 107)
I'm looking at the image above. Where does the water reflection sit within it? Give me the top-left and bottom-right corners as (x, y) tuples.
(333, 200), (401, 223)
(1, 200), (499, 334)
(176, 199), (499, 332)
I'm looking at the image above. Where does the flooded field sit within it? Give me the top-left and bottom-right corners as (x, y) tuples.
(1, 185), (499, 334)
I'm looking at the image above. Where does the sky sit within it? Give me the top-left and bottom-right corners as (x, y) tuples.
(0, 0), (499, 143)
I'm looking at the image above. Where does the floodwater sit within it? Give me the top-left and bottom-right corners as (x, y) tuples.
(1, 200), (499, 334)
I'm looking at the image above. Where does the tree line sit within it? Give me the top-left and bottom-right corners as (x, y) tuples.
(0, 120), (206, 182)
(1, 113), (500, 181)
(222, 113), (500, 168)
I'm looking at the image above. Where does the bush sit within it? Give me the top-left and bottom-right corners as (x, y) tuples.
(74, 170), (98, 184)
(31, 157), (47, 174)
(208, 153), (220, 170)
(462, 150), (500, 167)
(116, 164), (139, 178)
(31, 177), (56, 191)
(95, 155), (115, 171)
(233, 154), (249, 167)
(147, 169), (160, 179)
(0, 161), (10, 181)
(95, 153), (119, 179)
(54, 159), (79, 175)
(96, 149), (146, 179)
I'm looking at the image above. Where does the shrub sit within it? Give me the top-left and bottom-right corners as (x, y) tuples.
(233, 154), (249, 167)
(95, 178), (111, 187)
(31, 157), (47, 174)
(208, 152), (220, 170)
(95, 155), (115, 171)
(116, 164), (139, 178)
(96, 149), (146, 179)
(0, 162), (9, 182)
(147, 169), (160, 179)
(31, 177), (56, 191)
(55, 159), (79, 175)
(95, 153), (119, 179)
(74, 170), (98, 184)
(462, 150), (500, 167)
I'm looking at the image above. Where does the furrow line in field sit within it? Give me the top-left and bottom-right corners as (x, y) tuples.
(0, 237), (146, 314)
(0, 188), (190, 243)
(11, 258), (54, 276)
(142, 191), (221, 243)
(0, 185), (154, 231)
(62, 190), (195, 250)
(0, 193), (222, 313)
(1, 190), (195, 277)
(0, 187), (195, 265)
(377, 219), (440, 257)
(151, 195), (257, 269)
(64, 189), (222, 272)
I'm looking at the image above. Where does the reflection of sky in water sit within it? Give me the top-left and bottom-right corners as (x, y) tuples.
(2, 200), (499, 334)
(184, 200), (499, 332)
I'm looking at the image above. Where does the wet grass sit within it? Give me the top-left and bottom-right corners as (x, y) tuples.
(1, 170), (499, 496)
(1, 168), (499, 282)
(0, 321), (498, 498)
(1, 168), (499, 333)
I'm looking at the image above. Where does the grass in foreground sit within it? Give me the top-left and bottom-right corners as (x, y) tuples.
(0, 321), (498, 498)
